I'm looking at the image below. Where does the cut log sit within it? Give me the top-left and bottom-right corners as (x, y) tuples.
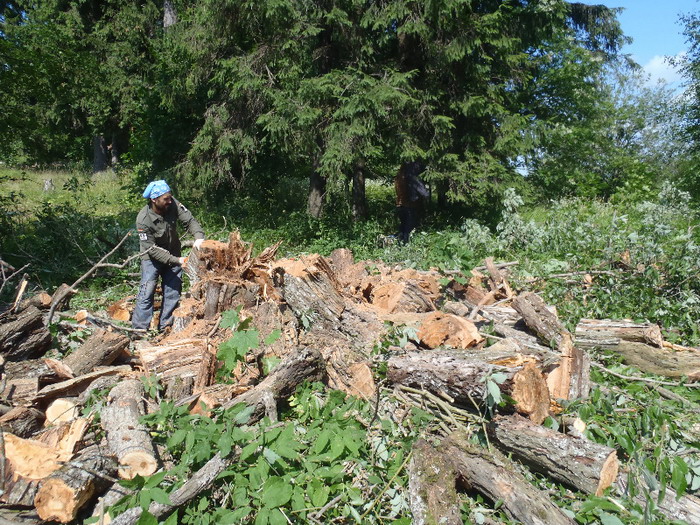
(616, 471), (700, 524)
(5, 358), (64, 383)
(2, 377), (40, 404)
(441, 431), (575, 525)
(513, 292), (590, 400)
(370, 281), (436, 314)
(484, 256), (514, 298)
(0, 407), (45, 438)
(488, 414), (619, 496)
(50, 283), (76, 312)
(417, 312), (484, 349)
(62, 329), (130, 376)
(408, 439), (461, 525)
(387, 349), (551, 424)
(110, 347), (327, 525)
(45, 398), (79, 426)
(106, 297), (133, 322)
(575, 319), (700, 379)
(19, 292), (52, 311)
(34, 444), (116, 523)
(101, 379), (158, 479)
(0, 306), (51, 361)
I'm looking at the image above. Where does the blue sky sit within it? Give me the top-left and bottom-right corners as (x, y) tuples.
(597, 0), (698, 84)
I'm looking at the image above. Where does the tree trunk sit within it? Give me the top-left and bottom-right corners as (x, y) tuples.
(352, 159), (368, 221)
(92, 135), (108, 173)
(387, 349), (551, 424)
(441, 432), (575, 525)
(574, 319), (700, 379)
(0, 306), (52, 361)
(408, 439), (462, 525)
(62, 329), (129, 376)
(34, 445), (115, 523)
(307, 169), (326, 218)
(101, 379), (158, 479)
(513, 292), (590, 400)
(488, 414), (619, 496)
(163, 0), (177, 28)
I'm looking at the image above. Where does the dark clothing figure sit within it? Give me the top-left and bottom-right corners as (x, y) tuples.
(395, 162), (428, 243)
(132, 182), (204, 331)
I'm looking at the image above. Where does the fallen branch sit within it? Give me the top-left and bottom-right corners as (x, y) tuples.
(591, 362), (700, 388)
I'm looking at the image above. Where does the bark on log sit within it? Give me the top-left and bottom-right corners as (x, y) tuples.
(616, 471), (700, 524)
(34, 445), (116, 523)
(2, 378), (40, 404)
(575, 319), (700, 379)
(62, 329), (129, 376)
(0, 407), (45, 438)
(441, 432), (575, 525)
(0, 509), (44, 525)
(408, 439), (461, 525)
(513, 292), (590, 400)
(50, 283), (76, 312)
(5, 358), (63, 383)
(0, 306), (51, 361)
(388, 349), (551, 423)
(488, 414), (619, 496)
(137, 338), (206, 382)
(101, 379), (158, 479)
(110, 347), (327, 525)
(484, 256), (514, 298)
(32, 366), (131, 403)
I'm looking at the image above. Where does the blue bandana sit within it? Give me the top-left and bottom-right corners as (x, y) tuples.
(142, 180), (171, 199)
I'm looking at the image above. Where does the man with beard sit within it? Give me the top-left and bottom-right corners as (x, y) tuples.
(132, 180), (205, 331)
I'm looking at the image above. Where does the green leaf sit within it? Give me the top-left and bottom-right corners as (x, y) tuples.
(264, 329), (281, 345)
(220, 308), (241, 330)
(136, 511), (158, 525)
(263, 447), (282, 465)
(486, 380), (502, 404)
(143, 471), (167, 489)
(598, 512), (625, 525)
(148, 487), (171, 506)
(310, 479), (330, 507)
(261, 476), (293, 508)
(162, 512), (179, 525)
(268, 508), (287, 525)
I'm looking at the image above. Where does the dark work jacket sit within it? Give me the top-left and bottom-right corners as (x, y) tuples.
(136, 198), (204, 265)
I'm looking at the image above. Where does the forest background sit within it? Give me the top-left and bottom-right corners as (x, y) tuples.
(4, 2), (700, 523)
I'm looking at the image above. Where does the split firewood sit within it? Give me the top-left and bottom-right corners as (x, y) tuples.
(101, 379), (158, 479)
(387, 349), (551, 424)
(34, 444), (116, 523)
(488, 414), (619, 496)
(110, 347), (327, 525)
(408, 439), (462, 525)
(575, 319), (700, 379)
(34, 418), (90, 454)
(137, 338), (206, 382)
(441, 431), (575, 525)
(62, 329), (130, 376)
(0, 305), (52, 361)
(417, 312), (484, 349)
(484, 256), (514, 298)
(5, 358), (70, 383)
(0, 407), (45, 438)
(513, 292), (590, 400)
(2, 377), (40, 405)
(32, 365), (132, 403)
(45, 398), (79, 426)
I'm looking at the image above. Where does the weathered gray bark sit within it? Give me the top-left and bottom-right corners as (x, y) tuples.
(92, 135), (108, 173)
(0, 407), (45, 438)
(163, 0), (177, 28)
(307, 169), (326, 218)
(488, 414), (619, 496)
(441, 432), (575, 525)
(616, 471), (700, 524)
(352, 159), (368, 221)
(408, 439), (461, 525)
(62, 329), (129, 376)
(0, 306), (51, 361)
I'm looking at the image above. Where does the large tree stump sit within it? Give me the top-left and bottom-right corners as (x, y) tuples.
(575, 319), (700, 379)
(101, 379), (158, 479)
(441, 432), (575, 525)
(388, 349), (551, 423)
(408, 439), (461, 525)
(513, 292), (590, 400)
(0, 306), (51, 361)
(488, 414), (619, 496)
(62, 329), (129, 376)
(34, 445), (115, 523)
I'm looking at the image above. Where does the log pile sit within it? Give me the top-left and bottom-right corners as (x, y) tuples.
(1, 233), (698, 523)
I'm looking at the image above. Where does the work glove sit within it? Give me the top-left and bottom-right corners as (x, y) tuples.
(193, 238), (204, 250)
(178, 256), (187, 266)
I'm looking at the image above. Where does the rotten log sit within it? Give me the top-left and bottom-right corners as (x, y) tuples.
(513, 292), (590, 400)
(0, 305), (52, 361)
(34, 444), (116, 523)
(62, 329), (130, 376)
(441, 431), (575, 525)
(110, 347), (327, 525)
(575, 319), (700, 379)
(101, 379), (158, 479)
(0, 407), (45, 438)
(408, 439), (461, 525)
(387, 349), (551, 424)
(488, 414), (619, 496)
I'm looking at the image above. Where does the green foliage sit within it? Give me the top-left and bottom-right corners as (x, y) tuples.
(217, 307), (260, 378)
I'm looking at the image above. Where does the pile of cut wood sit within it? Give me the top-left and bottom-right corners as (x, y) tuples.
(1, 232), (699, 524)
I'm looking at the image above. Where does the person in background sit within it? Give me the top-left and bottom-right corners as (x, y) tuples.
(395, 161), (429, 243)
(132, 180), (204, 331)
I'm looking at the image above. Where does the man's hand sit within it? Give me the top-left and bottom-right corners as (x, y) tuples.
(193, 238), (204, 250)
(178, 256), (187, 266)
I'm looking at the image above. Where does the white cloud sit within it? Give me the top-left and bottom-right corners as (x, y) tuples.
(642, 52), (685, 85)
